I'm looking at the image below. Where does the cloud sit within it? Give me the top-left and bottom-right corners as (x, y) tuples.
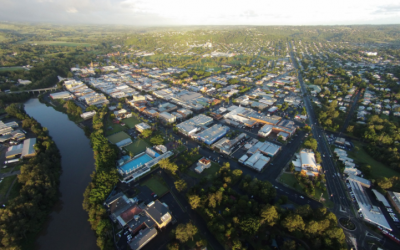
(66, 7), (78, 13)
(373, 4), (400, 15)
(0, 0), (400, 25)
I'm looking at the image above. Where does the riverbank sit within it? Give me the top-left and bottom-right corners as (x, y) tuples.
(0, 103), (62, 249)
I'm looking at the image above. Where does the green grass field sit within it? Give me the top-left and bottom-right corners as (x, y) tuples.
(107, 131), (130, 144)
(6, 181), (22, 202)
(124, 139), (151, 155)
(141, 176), (169, 196)
(122, 116), (141, 128)
(21, 41), (93, 47)
(0, 67), (26, 72)
(0, 175), (17, 197)
(348, 141), (400, 179)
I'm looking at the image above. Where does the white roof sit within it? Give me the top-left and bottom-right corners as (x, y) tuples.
(300, 150), (317, 167)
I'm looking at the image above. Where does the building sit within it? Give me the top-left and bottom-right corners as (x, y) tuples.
(129, 228), (158, 250)
(177, 108), (193, 118)
(144, 200), (172, 229)
(50, 91), (74, 99)
(387, 191), (400, 214)
(135, 122), (151, 133)
(18, 79), (32, 85)
(196, 124), (230, 145)
(176, 114), (213, 136)
(293, 149), (321, 176)
(212, 133), (247, 155)
(5, 138), (36, 159)
(158, 112), (176, 123)
(258, 124), (273, 137)
(81, 111), (96, 120)
(274, 119), (297, 136)
(277, 131), (290, 141)
(195, 158), (211, 173)
(244, 151), (270, 172)
(347, 178), (391, 230)
(347, 174), (371, 188)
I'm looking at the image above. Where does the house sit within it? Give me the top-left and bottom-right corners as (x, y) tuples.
(195, 158), (211, 173)
(144, 200), (172, 229)
(135, 123), (152, 133)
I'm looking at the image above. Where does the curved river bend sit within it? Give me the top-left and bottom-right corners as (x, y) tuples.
(24, 99), (98, 250)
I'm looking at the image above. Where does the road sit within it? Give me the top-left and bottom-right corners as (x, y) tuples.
(340, 90), (362, 134)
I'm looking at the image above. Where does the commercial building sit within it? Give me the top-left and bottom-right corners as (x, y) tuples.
(247, 141), (281, 158)
(347, 178), (391, 230)
(212, 133), (247, 155)
(196, 124), (230, 145)
(158, 112), (176, 123)
(274, 119), (297, 136)
(105, 194), (172, 250)
(258, 124), (273, 137)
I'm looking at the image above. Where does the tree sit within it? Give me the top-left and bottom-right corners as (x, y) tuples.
(260, 204), (279, 226)
(281, 214), (305, 232)
(175, 222), (198, 243)
(282, 240), (296, 250)
(141, 129), (152, 138)
(289, 162), (295, 172)
(174, 179), (187, 192)
(239, 217), (260, 235)
(188, 195), (201, 209)
(150, 135), (164, 145)
(377, 177), (392, 189)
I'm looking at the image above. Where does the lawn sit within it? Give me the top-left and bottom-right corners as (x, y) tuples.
(6, 181), (22, 202)
(0, 168), (11, 174)
(124, 139), (152, 155)
(349, 141), (400, 179)
(107, 131), (130, 144)
(122, 116), (141, 129)
(104, 117), (127, 136)
(0, 67), (26, 72)
(0, 175), (17, 196)
(141, 176), (169, 196)
(22, 41), (93, 47)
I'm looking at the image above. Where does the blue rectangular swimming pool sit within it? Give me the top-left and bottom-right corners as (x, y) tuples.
(119, 154), (153, 173)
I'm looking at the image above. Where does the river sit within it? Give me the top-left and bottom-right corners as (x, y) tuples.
(24, 99), (98, 250)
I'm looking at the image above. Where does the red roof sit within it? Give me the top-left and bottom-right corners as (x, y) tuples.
(120, 206), (143, 223)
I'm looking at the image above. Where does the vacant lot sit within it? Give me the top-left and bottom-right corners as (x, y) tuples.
(141, 176), (169, 196)
(22, 41), (93, 47)
(349, 141), (400, 179)
(122, 116), (141, 128)
(124, 139), (151, 155)
(107, 131), (130, 144)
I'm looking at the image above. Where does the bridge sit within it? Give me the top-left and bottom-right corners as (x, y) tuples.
(4, 86), (59, 94)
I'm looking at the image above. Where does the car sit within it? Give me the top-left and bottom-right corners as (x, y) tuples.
(300, 196), (304, 199)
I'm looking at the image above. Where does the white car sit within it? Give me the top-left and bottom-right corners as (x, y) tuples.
(300, 196), (304, 199)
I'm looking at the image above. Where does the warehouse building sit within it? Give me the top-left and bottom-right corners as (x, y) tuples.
(196, 124), (230, 145)
(176, 114), (213, 136)
(5, 138), (37, 159)
(244, 151), (270, 172)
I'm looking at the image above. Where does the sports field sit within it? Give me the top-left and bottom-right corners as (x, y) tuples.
(141, 176), (169, 196)
(122, 116), (141, 128)
(124, 139), (152, 155)
(107, 131), (130, 144)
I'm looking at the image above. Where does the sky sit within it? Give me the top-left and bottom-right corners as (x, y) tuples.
(1, 0), (400, 26)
